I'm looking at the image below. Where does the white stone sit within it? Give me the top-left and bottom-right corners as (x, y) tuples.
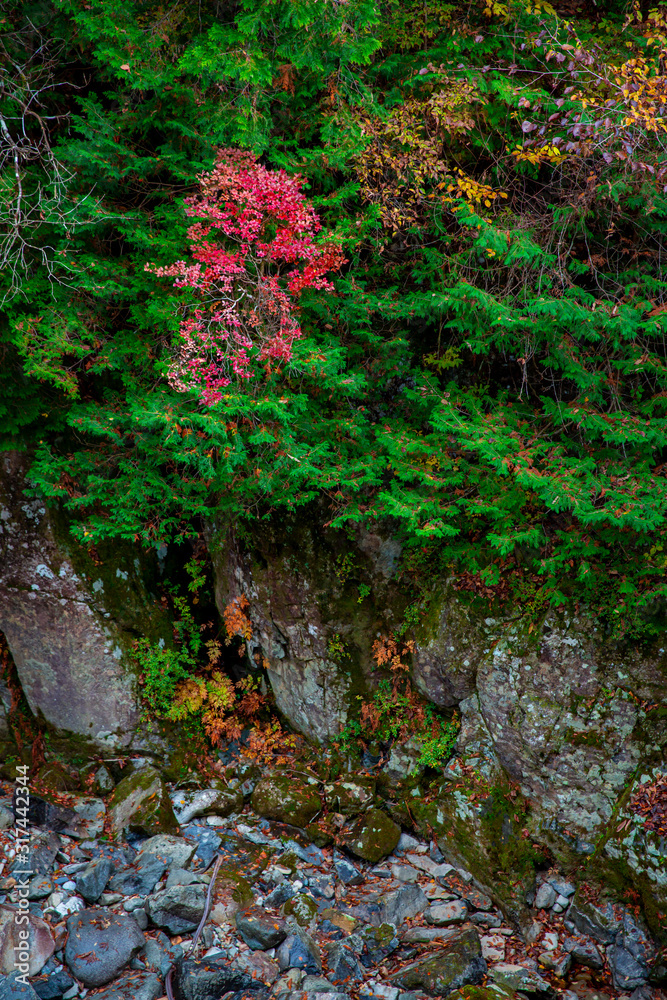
(481, 934), (506, 962)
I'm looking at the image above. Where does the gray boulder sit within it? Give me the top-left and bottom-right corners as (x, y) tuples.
(276, 928), (321, 974)
(146, 884), (207, 935)
(64, 908), (145, 987)
(379, 885), (428, 927)
(488, 963), (555, 998)
(87, 972), (162, 1000)
(0, 905), (54, 976)
(359, 923), (399, 968)
(172, 786), (243, 824)
(235, 907), (287, 950)
(0, 974), (39, 999)
(0, 451), (167, 749)
(563, 935), (603, 969)
(390, 926), (486, 996)
(333, 852), (363, 886)
(76, 856), (114, 903)
(344, 809), (400, 863)
(108, 767), (179, 838)
(326, 938), (365, 985)
(108, 856), (166, 896)
(173, 956), (257, 1000)
(137, 833), (196, 869)
(140, 929), (183, 976)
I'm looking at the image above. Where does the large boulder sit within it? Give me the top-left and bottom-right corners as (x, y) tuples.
(390, 926), (486, 996)
(108, 766), (179, 838)
(0, 452), (169, 750)
(251, 773), (321, 828)
(344, 808), (400, 863)
(146, 884), (207, 935)
(64, 909), (145, 987)
(0, 905), (54, 976)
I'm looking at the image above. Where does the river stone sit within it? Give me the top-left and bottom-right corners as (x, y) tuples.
(9, 831), (59, 877)
(265, 883), (296, 908)
(333, 852), (364, 886)
(94, 765), (116, 794)
(344, 809), (400, 863)
(172, 786), (243, 824)
(233, 950), (281, 985)
(359, 924), (399, 967)
(390, 926), (486, 996)
(326, 939), (365, 984)
(136, 833), (196, 869)
(276, 928), (322, 974)
(607, 943), (649, 991)
(60, 795), (106, 839)
(89, 971), (163, 1000)
(64, 908), (145, 987)
(282, 893), (319, 927)
(379, 885), (428, 927)
(403, 926), (462, 945)
(108, 856), (166, 896)
(251, 774), (321, 828)
(140, 929), (184, 976)
(146, 883), (207, 935)
(0, 905), (54, 975)
(0, 974), (40, 999)
(108, 766), (179, 837)
(31, 967), (74, 1000)
(27, 876), (53, 901)
(426, 901), (468, 925)
(76, 856), (114, 903)
(567, 896), (621, 944)
(534, 883), (556, 911)
(563, 935), (603, 969)
(173, 956), (256, 1000)
(235, 907), (287, 949)
(488, 963), (555, 998)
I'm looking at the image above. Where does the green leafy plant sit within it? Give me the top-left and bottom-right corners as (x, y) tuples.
(339, 635), (459, 768)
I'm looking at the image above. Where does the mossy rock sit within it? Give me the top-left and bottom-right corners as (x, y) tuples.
(251, 772), (321, 828)
(324, 777), (374, 816)
(228, 874), (254, 907)
(411, 781), (538, 932)
(37, 762), (81, 793)
(344, 807), (400, 863)
(390, 926), (486, 996)
(448, 988), (515, 1000)
(305, 818), (335, 847)
(108, 765), (179, 838)
(283, 893), (319, 927)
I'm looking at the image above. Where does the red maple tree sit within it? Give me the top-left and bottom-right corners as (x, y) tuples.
(148, 148), (344, 405)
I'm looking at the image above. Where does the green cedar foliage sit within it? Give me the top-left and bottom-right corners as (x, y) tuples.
(4, 0), (667, 637)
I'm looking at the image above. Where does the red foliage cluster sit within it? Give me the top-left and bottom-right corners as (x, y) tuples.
(148, 148), (344, 404)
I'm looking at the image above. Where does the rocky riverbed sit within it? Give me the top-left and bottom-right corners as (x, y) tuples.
(0, 751), (663, 1000)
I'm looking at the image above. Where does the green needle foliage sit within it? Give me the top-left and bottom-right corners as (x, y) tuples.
(4, 0), (667, 637)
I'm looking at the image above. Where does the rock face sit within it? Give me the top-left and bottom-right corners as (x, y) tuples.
(209, 524), (357, 743)
(210, 518), (667, 934)
(0, 452), (169, 749)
